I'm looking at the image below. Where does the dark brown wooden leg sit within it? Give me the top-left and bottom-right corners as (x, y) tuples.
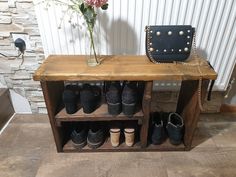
(141, 81), (153, 148)
(176, 79), (209, 150)
(41, 81), (64, 152)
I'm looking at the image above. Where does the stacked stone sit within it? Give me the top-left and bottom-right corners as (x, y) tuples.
(0, 0), (46, 113)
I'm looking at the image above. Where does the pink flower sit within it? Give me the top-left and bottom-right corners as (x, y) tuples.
(84, 0), (108, 8)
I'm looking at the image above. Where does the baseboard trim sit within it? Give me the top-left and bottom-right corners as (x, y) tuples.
(220, 104), (236, 113)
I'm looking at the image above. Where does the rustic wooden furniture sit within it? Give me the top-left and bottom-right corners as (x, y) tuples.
(33, 55), (217, 152)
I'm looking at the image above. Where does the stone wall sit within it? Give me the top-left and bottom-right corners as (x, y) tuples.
(0, 0), (46, 113)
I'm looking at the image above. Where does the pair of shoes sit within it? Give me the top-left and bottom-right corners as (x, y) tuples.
(106, 81), (138, 117)
(110, 126), (135, 147)
(62, 84), (101, 114)
(151, 112), (184, 145)
(71, 122), (106, 149)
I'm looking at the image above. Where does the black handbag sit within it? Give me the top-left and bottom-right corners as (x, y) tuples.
(145, 25), (195, 63)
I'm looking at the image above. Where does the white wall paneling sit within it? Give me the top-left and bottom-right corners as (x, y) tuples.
(34, 0), (236, 91)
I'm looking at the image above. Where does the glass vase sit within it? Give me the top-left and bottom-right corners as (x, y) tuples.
(85, 24), (101, 67)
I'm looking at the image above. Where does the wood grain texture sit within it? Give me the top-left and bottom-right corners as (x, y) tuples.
(140, 81), (153, 148)
(63, 138), (185, 152)
(55, 104), (143, 122)
(41, 81), (65, 152)
(33, 55), (217, 81)
(176, 80), (209, 150)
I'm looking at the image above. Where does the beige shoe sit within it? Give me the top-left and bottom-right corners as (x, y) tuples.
(124, 128), (135, 147)
(110, 128), (120, 147)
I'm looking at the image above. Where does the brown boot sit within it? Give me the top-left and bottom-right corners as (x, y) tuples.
(110, 128), (120, 147)
(124, 128), (135, 147)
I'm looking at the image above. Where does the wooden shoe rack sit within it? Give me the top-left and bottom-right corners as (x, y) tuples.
(33, 55), (217, 152)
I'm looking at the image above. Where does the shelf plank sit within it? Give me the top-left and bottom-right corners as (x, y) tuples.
(33, 55), (217, 81)
(63, 139), (185, 152)
(55, 104), (144, 122)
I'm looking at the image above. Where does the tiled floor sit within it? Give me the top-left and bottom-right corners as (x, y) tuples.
(0, 113), (236, 177)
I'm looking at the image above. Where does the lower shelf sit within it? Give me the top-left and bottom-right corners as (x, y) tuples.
(63, 138), (185, 152)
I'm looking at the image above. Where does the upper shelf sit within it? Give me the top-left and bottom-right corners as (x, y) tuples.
(33, 55), (217, 81)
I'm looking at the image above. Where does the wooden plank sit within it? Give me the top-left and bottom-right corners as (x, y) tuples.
(33, 55), (217, 81)
(140, 81), (153, 148)
(55, 103), (143, 121)
(176, 80), (209, 150)
(41, 81), (65, 152)
(63, 138), (185, 152)
(0, 89), (14, 130)
(220, 104), (236, 113)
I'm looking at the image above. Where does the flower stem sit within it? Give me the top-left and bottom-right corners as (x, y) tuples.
(88, 26), (98, 64)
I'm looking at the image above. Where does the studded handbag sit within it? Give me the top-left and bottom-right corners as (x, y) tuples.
(145, 25), (195, 63)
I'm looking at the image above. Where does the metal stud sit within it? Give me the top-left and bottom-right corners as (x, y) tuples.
(150, 30), (153, 33)
(179, 49), (182, 52)
(184, 47), (189, 52)
(179, 31), (184, 35)
(187, 36), (190, 38)
(187, 42), (190, 45)
(156, 49), (159, 52)
(164, 49), (167, 52)
(156, 31), (161, 36)
(150, 48), (154, 52)
(150, 43), (152, 45)
(187, 30), (191, 33)
(171, 49), (174, 52)
(168, 31), (172, 35)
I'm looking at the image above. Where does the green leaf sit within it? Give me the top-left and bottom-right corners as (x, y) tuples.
(101, 3), (108, 10)
(83, 6), (96, 29)
(79, 3), (85, 14)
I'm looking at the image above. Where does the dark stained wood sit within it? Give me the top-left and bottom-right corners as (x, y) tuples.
(0, 89), (14, 130)
(40, 81), (65, 152)
(55, 103), (143, 122)
(63, 138), (185, 152)
(34, 55), (217, 152)
(220, 104), (236, 113)
(33, 55), (217, 81)
(140, 81), (153, 148)
(176, 80), (209, 150)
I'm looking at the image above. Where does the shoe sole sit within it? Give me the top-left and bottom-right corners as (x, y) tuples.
(107, 102), (121, 116)
(72, 140), (87, 149)
(122, 102), (136, 117)
(87, 139), (104, 149)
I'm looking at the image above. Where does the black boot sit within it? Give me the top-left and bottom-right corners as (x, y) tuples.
(122, 81), (138, 117)
(87, 122), (106, 149)
(106, 81), (122, 116)
(151, 112), (167, 145)
(80, 84), (101, 114)
(71, 123), (88, 149)
(62, 85), (79, 114)
(166, 113), (184, 145)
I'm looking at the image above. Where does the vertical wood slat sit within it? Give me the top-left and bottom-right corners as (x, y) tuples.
(34, 0), (235, 91)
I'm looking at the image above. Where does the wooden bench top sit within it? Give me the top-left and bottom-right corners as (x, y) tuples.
(33, 55), (217, 81)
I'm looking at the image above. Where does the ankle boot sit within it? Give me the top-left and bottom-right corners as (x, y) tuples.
(151, 112), (167, 145)
(110, 128), (120, 147)
(106, 81), (122, 115)
(80, 84), (101, 114)
(166, 113), (184, 145)
(124, 128), (135, 147)
(62, 85), (79, 114)
(122, 81), (138, 117)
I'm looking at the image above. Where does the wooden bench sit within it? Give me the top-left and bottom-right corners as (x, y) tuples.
(33, 55), (217, 152)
